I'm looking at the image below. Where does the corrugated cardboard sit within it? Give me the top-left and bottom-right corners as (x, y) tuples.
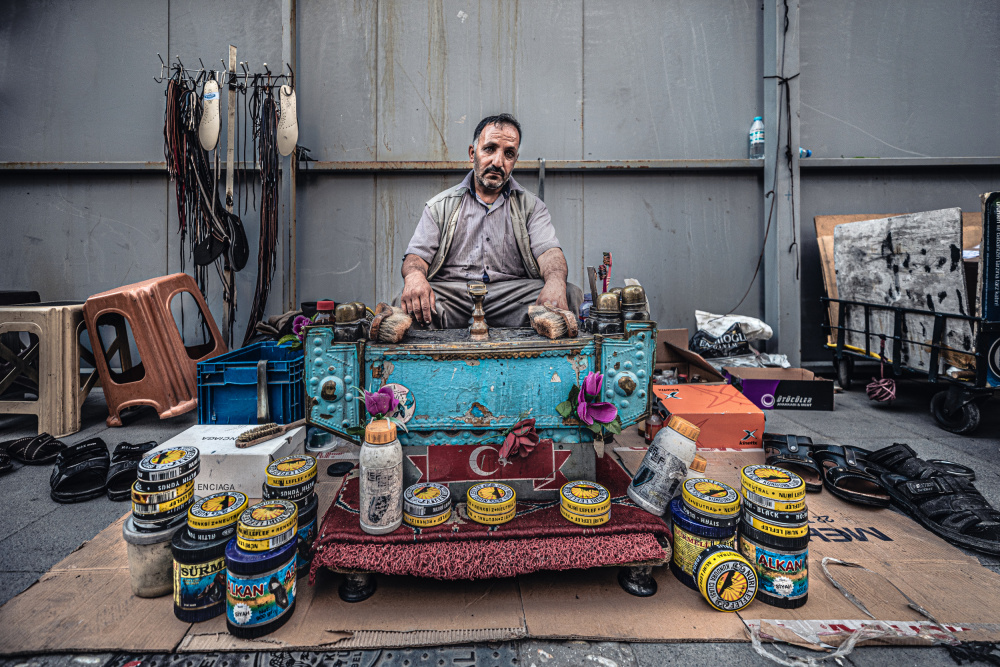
(725, 367), (835, 411)
(652, 383), (765, 450)
(654, 329), (725, 383)
(5, 439), (1000, 654)
(150, 424), (305, 496)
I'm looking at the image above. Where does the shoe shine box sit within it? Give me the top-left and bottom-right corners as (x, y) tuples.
(651, 383), (764, 450)
(151, 424), (305, 497)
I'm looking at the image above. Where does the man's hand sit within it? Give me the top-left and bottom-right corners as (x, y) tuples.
(535, 247), (569, 310)
(401, 254), (436, 324)
(536, 280), (569, 310)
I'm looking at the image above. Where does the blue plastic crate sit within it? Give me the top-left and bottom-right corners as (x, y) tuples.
(197, 341), (305, 425)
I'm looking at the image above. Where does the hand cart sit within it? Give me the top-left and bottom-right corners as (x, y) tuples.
(820, 191), (1000, 435)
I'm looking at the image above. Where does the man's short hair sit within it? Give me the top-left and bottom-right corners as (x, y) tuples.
(473, 113), (522, 148)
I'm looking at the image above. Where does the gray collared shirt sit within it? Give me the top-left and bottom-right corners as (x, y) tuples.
(404, 171), (561, 282)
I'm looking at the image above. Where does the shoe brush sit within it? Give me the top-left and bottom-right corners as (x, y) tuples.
(369, 303), (413, 343)
(528, 305), (579, 339)
(236, 419), (306, 449)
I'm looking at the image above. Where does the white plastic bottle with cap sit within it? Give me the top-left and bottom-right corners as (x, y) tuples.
(749, 117), (765, 159)
(627, 415), (701, 515)
(359, 420), (403, 535)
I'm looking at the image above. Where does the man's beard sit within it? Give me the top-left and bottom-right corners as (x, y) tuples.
(473, 154), (509, 192)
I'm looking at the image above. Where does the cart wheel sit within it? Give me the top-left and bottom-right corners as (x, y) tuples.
(834, 356), (854, 391)
(930, 391), (981, 435)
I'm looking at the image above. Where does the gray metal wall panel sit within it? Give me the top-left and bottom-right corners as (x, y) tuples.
(298, 0), (378, 161)
(581, 172), (764, 333)
(375, 0), (584, 161)
(583, 0), (763, 159)
(799, 168), (999, 362)
(296, 174), (376, 305)
(0, 174), (167, 299)
(800, 0), (1000, 158)
(0, 0), (168, 162)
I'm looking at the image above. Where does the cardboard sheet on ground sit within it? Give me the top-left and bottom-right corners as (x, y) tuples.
(4, 441), (1000, 654)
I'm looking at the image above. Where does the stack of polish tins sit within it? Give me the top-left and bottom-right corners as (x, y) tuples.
(670, 477), (759, 612)
(131, 446), (200, 532)
(559, 480), (611, 526)
(466, 483), (516, 525)
(739, 465), (809, 608)
(222, 453), (318, 639)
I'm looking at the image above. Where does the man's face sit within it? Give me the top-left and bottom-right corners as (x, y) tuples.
(470, 123), (519, 193)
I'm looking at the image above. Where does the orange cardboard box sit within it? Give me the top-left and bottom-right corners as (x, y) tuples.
(651, 383), (764, 450)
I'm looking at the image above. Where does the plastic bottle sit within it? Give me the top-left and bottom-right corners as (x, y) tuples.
(627, 415), (701, 516)
(359, 420), (403, 535)
(313, 300), (335, 325)
(749, 117), (765, 159)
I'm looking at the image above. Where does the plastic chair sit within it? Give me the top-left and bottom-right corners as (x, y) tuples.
(82, 273), (227, 427)
(0, 301), (98, 437)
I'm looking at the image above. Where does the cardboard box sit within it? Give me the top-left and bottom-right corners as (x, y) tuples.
(724, 367), (835, 411)
(654, 329), (725, 383)
(651, 383), (764, 450)
(151, 424), (305, 496)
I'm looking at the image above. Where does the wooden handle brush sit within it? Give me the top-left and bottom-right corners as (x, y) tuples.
(528, 304), (579, 339)
(369, 302), (413, 343)
(236, 418), (306, 449)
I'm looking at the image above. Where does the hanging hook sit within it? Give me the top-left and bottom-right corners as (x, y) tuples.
(285, 63), (295, 88)
(154, 53), (167, 83)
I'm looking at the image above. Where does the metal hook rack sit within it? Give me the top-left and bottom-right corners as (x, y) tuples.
(155, 53), (293, 89)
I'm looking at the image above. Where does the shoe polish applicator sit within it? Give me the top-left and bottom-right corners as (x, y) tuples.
(198, 78), (220, 151)
(277, 85), (298, 157)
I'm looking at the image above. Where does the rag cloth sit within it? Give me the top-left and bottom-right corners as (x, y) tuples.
(309, 451), (671, 581)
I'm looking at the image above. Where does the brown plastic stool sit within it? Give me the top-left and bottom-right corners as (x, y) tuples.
(83, 273), (227, 427)
(0, 301), (99, 437)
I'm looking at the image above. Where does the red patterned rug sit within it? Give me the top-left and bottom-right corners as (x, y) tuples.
(309, 452), (671, 581)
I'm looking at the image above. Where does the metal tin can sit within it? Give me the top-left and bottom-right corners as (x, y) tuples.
(694, 545), (758, 612)
(669, 498), (737, 590)
(403, 482), (452, 517)
(739, 534), (808, 608)
(560, 480), (611, 516)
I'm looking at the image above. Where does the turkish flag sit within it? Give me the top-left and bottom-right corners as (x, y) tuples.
(408, 440), (572, 491)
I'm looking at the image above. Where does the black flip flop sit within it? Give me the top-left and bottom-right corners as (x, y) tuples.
(0, 449), (12, 475)
(106, 441), (158, 501)
(50, 438), (110, 504)
(811, 445), (891, 508)
(867, 442), (976, 481)
(6, 433), (65, 465)
(763, 434), (823, 493)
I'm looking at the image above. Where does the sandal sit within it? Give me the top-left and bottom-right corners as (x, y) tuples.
(883, 474), (1000, 555)
(867, 442), (976, 481)
(106, 441), (158, 501)
(50, 438), (109, 504)
(762, 434), (823, 492)
(5, 433), (65, 465)
(811, 445), (891, 508)
(0, 449), (11, 475)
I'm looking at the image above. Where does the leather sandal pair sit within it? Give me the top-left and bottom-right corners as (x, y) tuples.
(867, 443), (999, 555)
(106, 441), (158, 501)
(763, 434), (890, 507)
(50, 438), (109, 503)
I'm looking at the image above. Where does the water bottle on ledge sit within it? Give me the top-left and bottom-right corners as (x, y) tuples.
(748, 117), (765, 159)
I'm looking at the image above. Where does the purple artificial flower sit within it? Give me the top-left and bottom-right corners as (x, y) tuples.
(364, 386), (399, 418)
(576, 372), (618, 425)
(292, 315), (312, 341)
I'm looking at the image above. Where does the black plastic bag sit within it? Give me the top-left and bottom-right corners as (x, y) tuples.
(689, 323), (752, 359)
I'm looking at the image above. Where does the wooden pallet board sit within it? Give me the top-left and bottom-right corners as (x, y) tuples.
(833, 208), (975, 372)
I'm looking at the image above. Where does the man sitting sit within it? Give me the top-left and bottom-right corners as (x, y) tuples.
(398, 113), (582, 329)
